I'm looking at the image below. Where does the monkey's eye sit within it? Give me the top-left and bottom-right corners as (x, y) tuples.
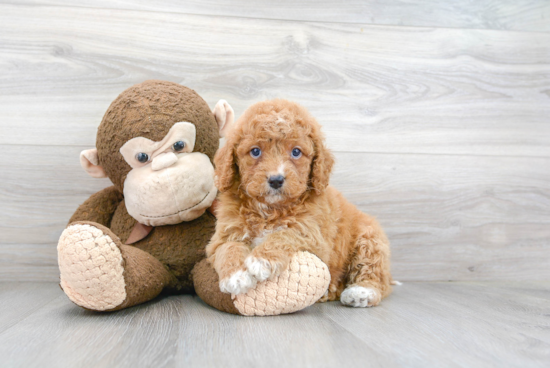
(291, 147), (302, 159)
(173, 141), (185, 152)
(250, 147), (262, 159)
(136, 152), (149, 163)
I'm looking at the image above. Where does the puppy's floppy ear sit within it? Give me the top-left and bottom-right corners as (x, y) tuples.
(310, 133), (335, 194)
(214, 132), (239, 192)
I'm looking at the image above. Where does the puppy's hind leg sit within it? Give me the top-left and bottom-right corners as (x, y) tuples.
(340, 226), (392, 308)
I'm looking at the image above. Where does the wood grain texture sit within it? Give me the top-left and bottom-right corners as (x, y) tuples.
(2, 145), (549, 282)
(325, 281), (550, 368)
(0, 282), (60, 333)
(10, 0), (550, 32)
(0, 281), (548, 368)
(1, 3), (549, 282)
(0, 4), (549, 157)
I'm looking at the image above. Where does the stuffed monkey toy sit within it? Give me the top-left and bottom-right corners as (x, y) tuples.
(57, 80), (330, 315)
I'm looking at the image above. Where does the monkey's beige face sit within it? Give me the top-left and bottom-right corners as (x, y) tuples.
(80, 98), (235, 227)
(120, 122), (217, 226)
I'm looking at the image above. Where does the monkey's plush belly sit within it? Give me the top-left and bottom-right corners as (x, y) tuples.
(109, 201), (216, 292)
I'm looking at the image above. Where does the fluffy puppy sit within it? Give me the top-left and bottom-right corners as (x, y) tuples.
(206, 99), (393, 307)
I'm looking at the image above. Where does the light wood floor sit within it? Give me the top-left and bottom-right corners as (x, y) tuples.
(0, 281), (548, 368)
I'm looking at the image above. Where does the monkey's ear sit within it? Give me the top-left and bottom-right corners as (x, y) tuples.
(80, 148), (107, 178)
(213, 99), (235, 138)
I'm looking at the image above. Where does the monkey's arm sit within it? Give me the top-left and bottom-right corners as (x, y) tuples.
(68, 186), (124, 227)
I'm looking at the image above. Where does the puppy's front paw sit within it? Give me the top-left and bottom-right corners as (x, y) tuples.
(219, 270), (257, 295)
(340, 286), (381, 308)
(245, 256), (273, 282)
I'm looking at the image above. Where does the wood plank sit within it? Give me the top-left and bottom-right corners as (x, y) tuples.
(325, 281), (550, 367)
(2, 145), (549, 282)
(1, 4), (549, 157)
(172, 295), (395, 367)
(0, 288), (397, 367)
(0, 244), (59, 282)
(0, 282), (60, 333)
(0, 282), (548, 367)
(9, 0), (550, 32)
(336, 153), (550, 282)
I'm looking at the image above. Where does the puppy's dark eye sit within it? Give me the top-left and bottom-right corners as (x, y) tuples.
(136, 152), (149, 163)
(250, 147), (262, 158)
(173, 141), (185, 152)
(291, 147), (302, 159)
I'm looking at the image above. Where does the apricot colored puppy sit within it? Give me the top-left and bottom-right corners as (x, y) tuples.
(206, 99), (394, 307)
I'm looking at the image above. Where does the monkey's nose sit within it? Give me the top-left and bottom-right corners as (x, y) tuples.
(151, 152), (178, 171)
(268, 175), (285, 189)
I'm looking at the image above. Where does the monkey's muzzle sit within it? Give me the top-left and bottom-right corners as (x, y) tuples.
(123, 152), (217, 226)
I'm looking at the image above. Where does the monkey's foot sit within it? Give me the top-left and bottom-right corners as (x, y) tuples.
(194, 251), (331, 316)
(58, 223), (127, 311)
(58, 222), (174, 312)
(234, 252), (331, 316)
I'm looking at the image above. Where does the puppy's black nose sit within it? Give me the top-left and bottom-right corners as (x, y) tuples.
(268, 175), (285, 189)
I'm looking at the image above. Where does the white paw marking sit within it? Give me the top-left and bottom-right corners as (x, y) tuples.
(340, 286), (378, 308)
(245, 256), (272, 281)
(219, 269), (257, 295)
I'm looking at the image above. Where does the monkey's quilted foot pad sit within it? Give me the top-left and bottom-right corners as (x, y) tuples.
(58, 224), (127, 311)
(233, 252), (331, 316)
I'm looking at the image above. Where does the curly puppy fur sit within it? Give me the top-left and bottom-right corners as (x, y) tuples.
(206, 99), (393, 307)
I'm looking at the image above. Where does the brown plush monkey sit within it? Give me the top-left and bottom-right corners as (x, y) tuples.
(58, 80), (329, 314)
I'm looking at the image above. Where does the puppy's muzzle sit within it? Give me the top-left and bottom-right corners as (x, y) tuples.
(268, 175), (285, 190)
